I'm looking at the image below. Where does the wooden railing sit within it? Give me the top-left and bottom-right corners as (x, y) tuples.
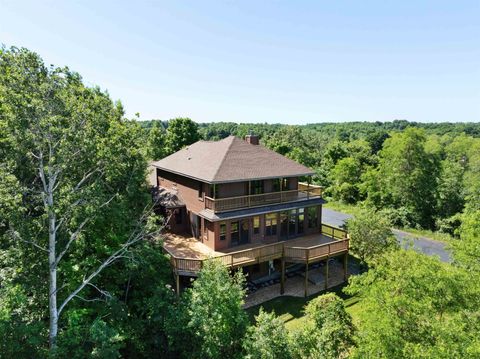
(167, 224), (348, 276)
(204, 182), (323, 213)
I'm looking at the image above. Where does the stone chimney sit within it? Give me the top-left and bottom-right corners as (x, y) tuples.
(245, 132), (259, 145)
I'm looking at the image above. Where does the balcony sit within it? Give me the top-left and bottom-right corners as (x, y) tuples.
(204, 182), (323, 213)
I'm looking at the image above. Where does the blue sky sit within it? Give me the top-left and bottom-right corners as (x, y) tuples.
(1, 1), (479, 123)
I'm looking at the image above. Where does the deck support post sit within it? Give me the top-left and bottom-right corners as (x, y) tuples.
(324, 257), (329, 290)
(343, 253), (348, 281)
(280, 257), (285, 295)
(175, 273), (180, 298)
(304, 250), (309, 297)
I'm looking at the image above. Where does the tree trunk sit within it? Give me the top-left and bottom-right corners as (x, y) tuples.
(47, 190), (58, 349)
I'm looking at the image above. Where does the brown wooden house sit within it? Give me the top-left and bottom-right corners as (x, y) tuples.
(149, 134), (349, 296)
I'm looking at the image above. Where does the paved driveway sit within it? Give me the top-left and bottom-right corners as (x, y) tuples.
(323, 208), (451, 262)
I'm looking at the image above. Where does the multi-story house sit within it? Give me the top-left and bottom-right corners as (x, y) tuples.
(149, 134), (349, 296)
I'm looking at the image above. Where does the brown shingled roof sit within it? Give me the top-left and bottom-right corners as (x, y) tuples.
(151, 136), (315, 183)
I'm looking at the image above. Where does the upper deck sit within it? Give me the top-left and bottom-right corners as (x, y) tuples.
(204, 182), (323, 213)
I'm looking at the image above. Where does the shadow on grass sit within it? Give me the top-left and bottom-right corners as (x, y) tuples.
(246, 256), (365, 328)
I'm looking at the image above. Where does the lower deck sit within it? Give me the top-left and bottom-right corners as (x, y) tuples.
(162, 223), (349, 297)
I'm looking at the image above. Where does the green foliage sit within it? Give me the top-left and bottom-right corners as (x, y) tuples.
(243, 309), (292, 359)
(291, 293), (355, 359)
(146, 120), (166, 160)
(364, 128), (439, 228)
(451, 210), (480, 272)
(168, 260), (248, 359)
(346, 249), (480, 358)
(346, 209), (398, 265)
(165, 117), (200, 155)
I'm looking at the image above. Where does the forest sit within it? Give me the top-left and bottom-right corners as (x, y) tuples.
(1, 47), (479, 358)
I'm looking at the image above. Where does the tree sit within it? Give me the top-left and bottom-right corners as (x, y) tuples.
(243, 309), (291, 359)
(329, 157), (363, 203)
(291, 293), (355, 359)
(346, 209), (398, 265)
(346, 250), (480, 358)
(0, 46), (159, 351)
(168, 259), (248, 359)
(364, 128), (439, 228)
(451, 210), (480, 273)
(146, 120), (166, 160)
(165, 117), (200, 155)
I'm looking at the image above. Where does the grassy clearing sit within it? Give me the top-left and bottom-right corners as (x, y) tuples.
(246, 284), (363, 332)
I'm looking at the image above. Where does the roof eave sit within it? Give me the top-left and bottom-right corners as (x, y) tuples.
(151, 164), (315, 184)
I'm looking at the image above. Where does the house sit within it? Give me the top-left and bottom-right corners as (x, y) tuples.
(149, 134), (349, 296)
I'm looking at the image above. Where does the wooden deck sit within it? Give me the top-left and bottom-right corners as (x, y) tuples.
(162, 224), (349, 277)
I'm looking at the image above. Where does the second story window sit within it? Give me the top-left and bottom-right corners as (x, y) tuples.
(219, 222), (226, 240)
(282, 178), (290, 191)
(253, 216), (260, 234)
(265, 213), (277, 236)
(250, 180), (264, 195)
(198, 182), (203, 199)
(209, 184), (219, 198)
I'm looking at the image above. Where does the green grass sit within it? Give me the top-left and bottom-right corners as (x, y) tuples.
(323, 201), (364, 218)
(246, 284), (363, 332)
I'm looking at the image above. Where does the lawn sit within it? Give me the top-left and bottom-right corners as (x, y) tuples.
(246, 283), (363, 332)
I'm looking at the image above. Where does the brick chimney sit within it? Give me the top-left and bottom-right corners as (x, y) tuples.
(245, 133), (259, 145)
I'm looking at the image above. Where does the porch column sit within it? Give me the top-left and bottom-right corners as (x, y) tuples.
(343, 253), (348, 281)
(280, 257), (285, 295)
(324, 257), (329, 290)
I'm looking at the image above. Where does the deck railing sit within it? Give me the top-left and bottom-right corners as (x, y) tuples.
(167, 223), (348, 275)
(204, 182), (323, 213)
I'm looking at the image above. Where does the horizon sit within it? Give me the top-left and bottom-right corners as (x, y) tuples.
(1, 1), (479, 124)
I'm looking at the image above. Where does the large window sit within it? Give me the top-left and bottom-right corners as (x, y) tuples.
(253, 216), (260, 234)
(282, 178), (290, 191)
(219, 222), (226, 240)
(307, 207), (318, 228)
(265, 213), (277, 236)
(250, 180), (264, 195)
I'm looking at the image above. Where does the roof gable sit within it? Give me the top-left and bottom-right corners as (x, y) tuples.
(151, 136), (314, 183)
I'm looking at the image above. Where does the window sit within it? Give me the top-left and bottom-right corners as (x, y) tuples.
(282, 178), (290, 191)
(250, 180), (264, 195)
(198, 182), (203, 199)
(272, 178), (281, 192)
(298, 208), (304, 234)
(265, 213), (277, 236)
(209, 184), (219, 198)
(219, 222), (226, 241)
(253, 216), (260, 234)
(307, 207), (318, 228)
(203, 219), (208, 239)
(231, 221), (239, 243)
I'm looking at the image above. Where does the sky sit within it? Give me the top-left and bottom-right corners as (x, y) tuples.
(1, 1), (479, 124)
